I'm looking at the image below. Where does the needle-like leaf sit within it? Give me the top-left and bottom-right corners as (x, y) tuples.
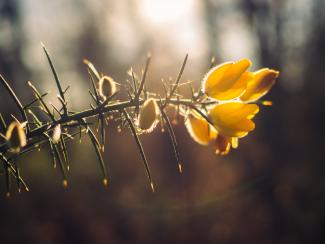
(83, 59), (101, 81)
(87, 128), (108, 186)
(0, 75), (28, 129)
(163, 54), (188, 108)
(41, 43), (68, 116)
(159, 105), (182, 173)
(27, 81), (55, 121)
(0, 113), (6, 133)
(59, 137), (70, 171)
(122, 109), (154, 192)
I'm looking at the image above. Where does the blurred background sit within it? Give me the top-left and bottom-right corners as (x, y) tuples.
(1, 0), (325, 243)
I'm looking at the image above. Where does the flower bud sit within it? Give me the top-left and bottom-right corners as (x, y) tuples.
(138, 98), (160, 133)
(51, 124), (61, 144)
(5, 121), (27, 153)
(99, 76), (117, 100)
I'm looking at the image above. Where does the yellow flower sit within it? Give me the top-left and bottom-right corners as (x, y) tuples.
(138, 98), (160, 133)
(240, 68), (279, 102)
(185, 111), (238, 155)
(5, 121), (27, 153)
(209, 102), (259, 138)
(185, 112), (217, 145)
(203, 59), (253, 101)
(99, 75), (117, 100)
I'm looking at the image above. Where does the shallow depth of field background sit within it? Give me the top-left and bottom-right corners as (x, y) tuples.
(1, 0), (325, 243)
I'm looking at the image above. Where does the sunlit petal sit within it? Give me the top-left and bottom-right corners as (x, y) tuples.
(185, 112), (216, 145)
(241, 68), (279, 102)
(203, 59), (252, 100)
(209, 102), (259, 137)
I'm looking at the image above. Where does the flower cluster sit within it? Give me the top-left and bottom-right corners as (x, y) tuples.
(185, 58), (279, 155)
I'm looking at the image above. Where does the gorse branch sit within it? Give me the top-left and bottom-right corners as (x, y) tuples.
(0, 44), (279, 197)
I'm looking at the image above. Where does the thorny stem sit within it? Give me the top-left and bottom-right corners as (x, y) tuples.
(0, 98), (216, 154)
(0, 47), (222, 195)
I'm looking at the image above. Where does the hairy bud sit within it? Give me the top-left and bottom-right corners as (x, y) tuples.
(5, 121), (27, 153)
(51, 124), (61, 144)
(99, 76), (117, 100)
(138, 98), (160, 133)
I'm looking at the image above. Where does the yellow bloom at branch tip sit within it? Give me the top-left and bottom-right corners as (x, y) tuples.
(240, 68), (279, 102)
(203, 59), (253, 100)
(185, 110), (240, 155)
(5, 121), (27, 153)
(209, 102), (259, 138)
(138, 98), (160, 133)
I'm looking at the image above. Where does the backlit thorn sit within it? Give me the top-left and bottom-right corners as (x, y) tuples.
(25, 186), (30, 192)
(210, 56), (216, 69)
(150, 182), (155, 193)
(102, 178), (108, 187)
(67, 165), (70, 171)
(62, 180), (68, 188)
(178, 163), (183, 173)
(262, 100), (273, 106)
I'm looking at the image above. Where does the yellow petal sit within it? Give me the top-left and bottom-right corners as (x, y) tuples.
(185, 113), (216, 145)
(210, 71), (253, 101)
(240, 68), (279, 102)
(209, 102), (259, 138)
(203, 62), (232, 94)
(219, 59), (252, 91)
(203, 59), (252, 100)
